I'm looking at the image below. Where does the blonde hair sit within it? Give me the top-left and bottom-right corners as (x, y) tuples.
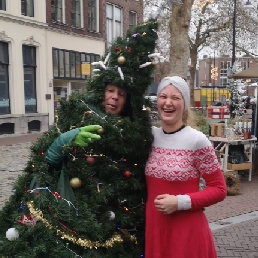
(183, 108), (197, 129)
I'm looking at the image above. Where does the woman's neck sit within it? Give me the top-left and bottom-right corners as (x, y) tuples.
(162, 121), (185, 134)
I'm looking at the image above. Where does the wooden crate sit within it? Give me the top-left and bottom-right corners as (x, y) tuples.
(227, 162), (252, 170)
(211, 123), (225, 137)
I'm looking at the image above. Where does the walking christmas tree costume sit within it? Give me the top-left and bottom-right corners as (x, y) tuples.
(0, 19), (161, 257)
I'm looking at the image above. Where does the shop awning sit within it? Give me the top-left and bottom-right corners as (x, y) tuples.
(228, 65), (258, 79)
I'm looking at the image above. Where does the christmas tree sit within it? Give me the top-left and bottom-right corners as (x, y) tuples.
(0, 19), (160, 257)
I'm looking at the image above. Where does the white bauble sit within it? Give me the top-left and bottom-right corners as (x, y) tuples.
(109, 211), (115, 220)
(6, 228), (19, 241)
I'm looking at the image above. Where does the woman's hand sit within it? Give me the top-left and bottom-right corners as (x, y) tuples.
(154, 194), (178, 215)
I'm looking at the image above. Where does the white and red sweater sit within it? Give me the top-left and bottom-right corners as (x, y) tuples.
(144, 126), (227, 258)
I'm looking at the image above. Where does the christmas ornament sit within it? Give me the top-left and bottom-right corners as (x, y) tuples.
(124, 170), (131, 178)
(27, 201), (130, 249)
(97, 128), (104, 134)
(70, 178), (82, 189)
(85, 111), (93, 117)
(19, 204), (25, 210)
(118, 56), (126, 65)
(146, 107), (151, 114)
(86, 156), (95, 165)
(6, 228), (19, 241)
(132, 33), (140, 38)
(18, 213), (39, 226)
(109, 211), (115, 220)
(71, 147), (77, 156)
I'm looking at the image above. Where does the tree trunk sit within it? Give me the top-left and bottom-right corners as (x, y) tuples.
(189, 47), (198, 107)
(169, 1), (193, 77)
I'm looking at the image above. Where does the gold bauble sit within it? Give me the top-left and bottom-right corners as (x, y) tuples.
(70, 177), (82, 189)
(97, 128), (105, 134)
(146, 107), (151, 114)
(117, 56), (126, 65)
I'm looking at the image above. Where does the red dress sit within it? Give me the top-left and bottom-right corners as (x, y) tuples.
(145, 127), (226, 258)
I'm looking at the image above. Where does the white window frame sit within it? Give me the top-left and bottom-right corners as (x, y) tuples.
(71, 0), (83, 28)
(88, 0), (99, 32)
(21, 0), (34, 17)
(0, 0), (6, 11)
(106, 3), (122, 47)
(51, 0), (65, 23)
(129, 11), (137, 30)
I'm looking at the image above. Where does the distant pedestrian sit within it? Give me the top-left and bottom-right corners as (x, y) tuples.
(145, 75), (227, 258)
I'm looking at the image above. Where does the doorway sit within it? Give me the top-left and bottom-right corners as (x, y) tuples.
(53, 86), (68, 110)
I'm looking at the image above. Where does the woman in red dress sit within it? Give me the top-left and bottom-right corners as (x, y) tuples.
(145, 75), (227, 258)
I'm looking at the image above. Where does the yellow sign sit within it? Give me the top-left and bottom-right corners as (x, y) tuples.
(81, 63), (91, 76)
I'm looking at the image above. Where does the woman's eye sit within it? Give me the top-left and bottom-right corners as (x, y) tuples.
(172, 96), (180, 100)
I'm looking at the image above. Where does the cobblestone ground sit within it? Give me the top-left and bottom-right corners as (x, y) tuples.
(0, 142), (31, 209)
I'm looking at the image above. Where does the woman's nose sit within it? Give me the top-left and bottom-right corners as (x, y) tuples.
(165, 98), (172, 105)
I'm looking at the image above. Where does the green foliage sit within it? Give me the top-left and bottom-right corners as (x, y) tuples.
(194, 111), (210, 135)
(0, 19), (158, 257)
(86, 18), (158, 111)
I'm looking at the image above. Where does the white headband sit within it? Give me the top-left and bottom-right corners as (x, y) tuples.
(157, 76), (190, 110)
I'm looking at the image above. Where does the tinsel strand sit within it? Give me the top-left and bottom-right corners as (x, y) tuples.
(27, 201), (137, 249)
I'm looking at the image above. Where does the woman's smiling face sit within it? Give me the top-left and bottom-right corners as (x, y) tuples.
(157, 84), (184, 129)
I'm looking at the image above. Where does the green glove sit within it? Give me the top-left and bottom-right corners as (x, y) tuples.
(73, 125), (102, 147)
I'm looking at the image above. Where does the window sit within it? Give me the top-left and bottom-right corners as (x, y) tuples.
(23, 45), (37, 113)
(21, 0), (34, 17)
(243, 61), (248, 70)
(0, 42), (10, 114)
(106, 3), (122, 46)
(88, 0), (98, 32)
(129, 11), (137, 30)
(52, 48), (100, 79)
(219, 61), (230, 86)
(71, 0), (82, 28)
(51, 0), (63, 23)
(0, 0), (6, 11)
(220, 78), (228, 86)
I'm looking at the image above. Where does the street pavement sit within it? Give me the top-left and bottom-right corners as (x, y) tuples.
(0, 133), (258, 257)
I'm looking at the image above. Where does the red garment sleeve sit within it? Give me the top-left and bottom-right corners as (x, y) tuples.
(188, 145), (227, 211)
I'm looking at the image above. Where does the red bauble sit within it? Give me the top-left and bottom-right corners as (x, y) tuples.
(86, 156), (95, 165)
(124, 170), (131, 178)
(71, 147), (77, 156)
